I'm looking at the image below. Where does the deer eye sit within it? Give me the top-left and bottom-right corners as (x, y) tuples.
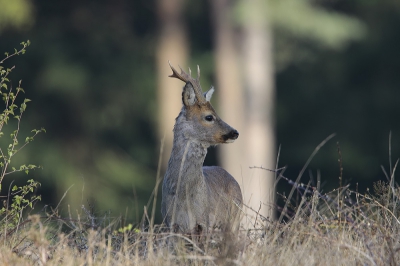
(205, 115), (214, 122)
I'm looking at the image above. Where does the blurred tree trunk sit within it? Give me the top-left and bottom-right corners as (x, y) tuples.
(210, 0), (245, 186)
(241, 0), (276, 221)
(156, 0), (189, 169)
(210, 0), (276, 223)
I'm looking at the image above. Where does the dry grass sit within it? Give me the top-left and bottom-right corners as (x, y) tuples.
(1, 137), (399, 265)
(1, 173), (399, 266)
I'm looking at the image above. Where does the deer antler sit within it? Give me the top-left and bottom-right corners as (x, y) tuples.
(168, 61), (206, 104)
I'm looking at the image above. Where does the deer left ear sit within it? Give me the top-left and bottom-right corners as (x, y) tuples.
(182, 83), (197, 106)
(204, 86), (214, 102)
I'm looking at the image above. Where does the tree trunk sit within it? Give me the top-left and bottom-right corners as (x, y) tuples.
(241, 9), (276, 222)
(156, 0), (189, 170)
(210, 0), (276, 225)
(210, 0), (245, 185)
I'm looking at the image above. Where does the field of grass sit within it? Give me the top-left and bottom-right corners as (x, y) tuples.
(1, 164), (399, 266)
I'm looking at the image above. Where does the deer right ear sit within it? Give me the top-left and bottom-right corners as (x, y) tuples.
(204, 86), (214, 102)
(182, 83), (197, 106)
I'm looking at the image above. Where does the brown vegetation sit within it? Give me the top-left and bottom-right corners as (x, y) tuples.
(1, 167), (399, 265)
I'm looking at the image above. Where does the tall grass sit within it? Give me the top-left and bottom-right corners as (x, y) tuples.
(1, 149), (399, 266)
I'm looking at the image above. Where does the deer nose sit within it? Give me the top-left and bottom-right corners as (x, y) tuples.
(222, 129), (239, 142)
(231, 130), (239, 140)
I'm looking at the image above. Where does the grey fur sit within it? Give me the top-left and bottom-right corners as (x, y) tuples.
(161, 66), (242, 234)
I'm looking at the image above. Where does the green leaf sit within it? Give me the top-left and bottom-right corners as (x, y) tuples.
(15, 196), (21, 205)
(20, 103), (27, 112)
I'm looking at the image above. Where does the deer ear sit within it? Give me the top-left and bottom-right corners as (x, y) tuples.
(204, 86), (214, 102)
(182, 83), (197, 106)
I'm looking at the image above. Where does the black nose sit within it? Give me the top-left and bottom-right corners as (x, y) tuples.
(231, 130), (239, 140)
(222, 129), (239, 142)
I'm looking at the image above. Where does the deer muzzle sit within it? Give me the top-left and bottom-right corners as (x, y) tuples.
(222, 129), (239, 143)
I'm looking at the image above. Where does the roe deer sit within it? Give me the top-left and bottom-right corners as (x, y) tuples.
(161, 62), (242, 234)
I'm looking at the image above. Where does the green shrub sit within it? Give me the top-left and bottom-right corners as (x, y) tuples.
(0, 41), (44, 230)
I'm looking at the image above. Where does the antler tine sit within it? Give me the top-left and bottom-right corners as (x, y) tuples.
(168, 61), (206, 104)
(168, 61), (187, 83)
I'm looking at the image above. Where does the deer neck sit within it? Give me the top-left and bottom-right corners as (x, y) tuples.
(164, 118), (208, 192)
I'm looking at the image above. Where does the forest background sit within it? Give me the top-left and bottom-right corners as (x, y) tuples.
(0, 0), (399, 223)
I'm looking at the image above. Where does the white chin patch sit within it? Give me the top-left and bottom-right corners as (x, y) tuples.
(225, 139), (236, 143)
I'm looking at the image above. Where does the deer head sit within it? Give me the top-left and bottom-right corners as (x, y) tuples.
(168, 62), (239, 145)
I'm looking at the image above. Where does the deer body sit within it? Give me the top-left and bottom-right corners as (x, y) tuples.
(161, 63), (242, 234)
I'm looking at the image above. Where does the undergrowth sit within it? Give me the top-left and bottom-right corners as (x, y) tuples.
(0, 43), (399, 266)
(1, 164), (399, 266)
